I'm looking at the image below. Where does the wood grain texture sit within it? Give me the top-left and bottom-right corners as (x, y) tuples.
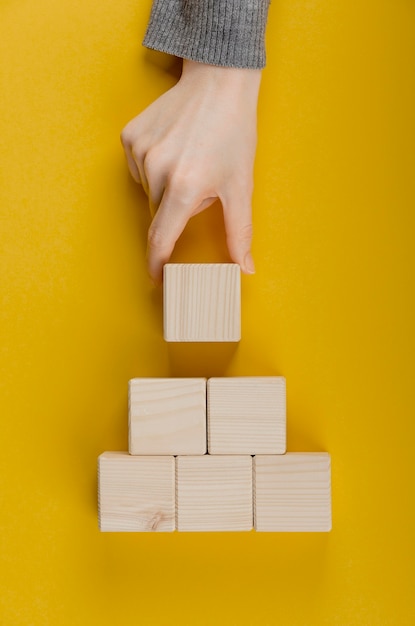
(98, 452), (175, 532)
(207, 377), (286, 454)
(176, 455), (253, 532)
(254, 453), (332, 532)
(163, 263), (241, 342)
(129, 378), (207, 455)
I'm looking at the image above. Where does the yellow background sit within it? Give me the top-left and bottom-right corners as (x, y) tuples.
(1, 0), (414, 624)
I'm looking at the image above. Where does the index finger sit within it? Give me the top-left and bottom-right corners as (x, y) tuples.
(146, 187), (196, 285)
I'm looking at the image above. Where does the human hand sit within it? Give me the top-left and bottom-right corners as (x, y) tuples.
(121, 59), (262, 284)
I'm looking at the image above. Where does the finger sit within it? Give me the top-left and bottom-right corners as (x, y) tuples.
(143, 155), (166, 219)
(132, 147), (150, 196)
(124, 148), (141, 185)
(120, 130), (142, 185)
(146, 195), (217, 283)
(222, 194), (255, 274)
(146, 190), (193, 285)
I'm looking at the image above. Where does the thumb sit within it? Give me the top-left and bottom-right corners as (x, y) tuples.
(222, 195), (255, 275)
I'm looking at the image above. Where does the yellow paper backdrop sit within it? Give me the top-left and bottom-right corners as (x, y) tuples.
(1, 1), (414, 624)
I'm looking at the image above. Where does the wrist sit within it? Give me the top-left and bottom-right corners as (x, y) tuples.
(180, 59), (262, 98)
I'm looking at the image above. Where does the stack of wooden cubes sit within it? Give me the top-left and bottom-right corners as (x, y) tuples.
(98, 264), (332, 532)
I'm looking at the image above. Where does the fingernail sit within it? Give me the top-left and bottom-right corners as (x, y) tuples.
(244, 252), (256, 275)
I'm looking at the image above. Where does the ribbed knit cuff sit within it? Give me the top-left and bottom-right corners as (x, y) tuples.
(143, 0), (271, 69)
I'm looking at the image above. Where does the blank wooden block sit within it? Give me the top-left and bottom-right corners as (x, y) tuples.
(254, 453), (332, 532)
(98, 452), (175, 532)
(208, 377), (286, 454)
(129, 378), (206, 455)
(163, 263), (241, 342)
(176, 455), (253, 531)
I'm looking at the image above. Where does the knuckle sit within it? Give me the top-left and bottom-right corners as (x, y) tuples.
(120, 126), (133, 148)
(143, 149), (161, 175)
(147, 226), (167, 251)
(120, 132), (128, 149)
(227, 222), (253, 245)
(239, 223), (253, 241)
(131, 143), (146, 165)
(167, 170), (197, 201)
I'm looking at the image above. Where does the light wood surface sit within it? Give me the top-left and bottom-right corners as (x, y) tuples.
(163, 264), (241, 342)
(129, 378), (207, 455)
(254, 453), (332, 532)
(98, 452), (175, 532)
(176, 455), (253, 532)
(208, 377), (286, 454)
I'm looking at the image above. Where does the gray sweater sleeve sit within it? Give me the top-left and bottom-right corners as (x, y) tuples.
(143, 0), (271, 69)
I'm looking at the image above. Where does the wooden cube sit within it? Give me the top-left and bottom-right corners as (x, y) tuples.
(176, 455), (253, 531)
(254, 453), (332, 532)
(207, 377), (286, 454)
(129, 378), (206, 455)
(163, 263), (241, 342)
(98, 452), (175, 532)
